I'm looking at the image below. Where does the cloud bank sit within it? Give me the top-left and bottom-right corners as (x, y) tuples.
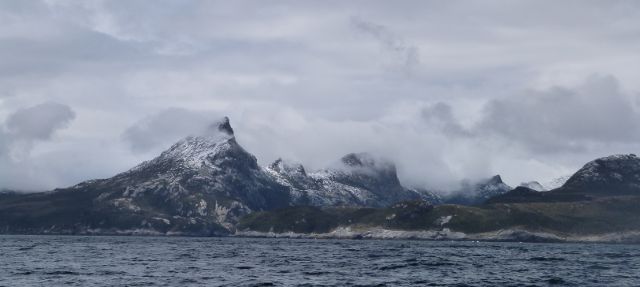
(2, 1), (640, 191)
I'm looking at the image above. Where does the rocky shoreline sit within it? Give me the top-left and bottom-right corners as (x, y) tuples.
(235, 227), (640, 244)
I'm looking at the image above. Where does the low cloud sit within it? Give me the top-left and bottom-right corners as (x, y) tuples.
(479, 75), (640, 153)
(5, 102), (76, 141)
(350, 17), (420, 74)
(422, 102), (472, 138)
(122, 108), (222, 153)
(0, 102), (75, 190)
(2, 102), (75, 160)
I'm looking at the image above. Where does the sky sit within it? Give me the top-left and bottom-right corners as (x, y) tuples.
(2, 0), (640, 191)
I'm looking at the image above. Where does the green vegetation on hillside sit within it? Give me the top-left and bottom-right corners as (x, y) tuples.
(238, 197), (640, 236)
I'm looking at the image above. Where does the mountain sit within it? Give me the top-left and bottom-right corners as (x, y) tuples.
(0, 190), (19, 201)
(0, 118), (431, 235)
(266, 153), (425, 207)
(561, 154), (640, 195)
(408, 188), (443, 205)
(518, 181), (546, 191)
(442, 175), (512, 205)
(0, 118), (291, 235)
(239, 154), (640, 243)
(488, 154), (640, 204)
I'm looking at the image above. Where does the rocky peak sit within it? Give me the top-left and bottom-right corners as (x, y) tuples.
(444, 175), (512, 205)
(460, 175), (510, 192)
(340, 153), (393, 170)
(486, 175), (504, 186)
(269, 158), (307, 177)
(127, 117), (256, 172)
(341, 153), (368, 167)
(215, 116), (234, 136)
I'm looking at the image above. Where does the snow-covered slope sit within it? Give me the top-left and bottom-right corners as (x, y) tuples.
(69, 117), (292, 231)
(266, 153), (426, 207)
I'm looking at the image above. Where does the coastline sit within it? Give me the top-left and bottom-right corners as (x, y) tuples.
(234, 227), (640, 244)
(2, 227), (640, 244)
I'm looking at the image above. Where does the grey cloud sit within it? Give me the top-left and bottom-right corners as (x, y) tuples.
(6, 102), (76, 141)
(122, 108), (222, 153)
(350, 17), (420, 73)
(0, 102), (75, 190)
(1, 102), (75, 162)
(422, 102), (472, 138)
(0, 134), (8, 160)
(478, 75), (640, 152)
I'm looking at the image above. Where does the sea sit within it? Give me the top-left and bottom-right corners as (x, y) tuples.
(0, 235), (638, 286)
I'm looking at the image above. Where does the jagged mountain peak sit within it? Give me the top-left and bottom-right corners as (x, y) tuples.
(486, 175), (504, 185)
(131, 117), (246, 171)
(269, 158), (307, 177)
(341, 153), (371, 167)
(338, 152), (396, 172)
(460, 175), (508, 190)
(214, 116), (234, 136)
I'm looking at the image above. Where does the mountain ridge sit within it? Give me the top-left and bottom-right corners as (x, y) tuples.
(2, 117), (640, 242)
(0, 117), (438, 235)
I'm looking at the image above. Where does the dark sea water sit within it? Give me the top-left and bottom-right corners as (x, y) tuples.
(0, 235), (639, 286)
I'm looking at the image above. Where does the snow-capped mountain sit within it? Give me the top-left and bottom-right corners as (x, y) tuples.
(266, 153), (425, 207)
(0, 118), (294, 235)
(562, 154), (640, 194)
(443, 175), (513, 205)
(2, 118), (640, 236)
(0, 117), (434, 235)
(74, 117), (292, 230)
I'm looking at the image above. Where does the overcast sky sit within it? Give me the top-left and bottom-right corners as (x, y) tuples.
(2, 0), (640, 191)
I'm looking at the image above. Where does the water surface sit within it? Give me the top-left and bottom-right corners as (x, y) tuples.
(1, 235), (638, 286)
